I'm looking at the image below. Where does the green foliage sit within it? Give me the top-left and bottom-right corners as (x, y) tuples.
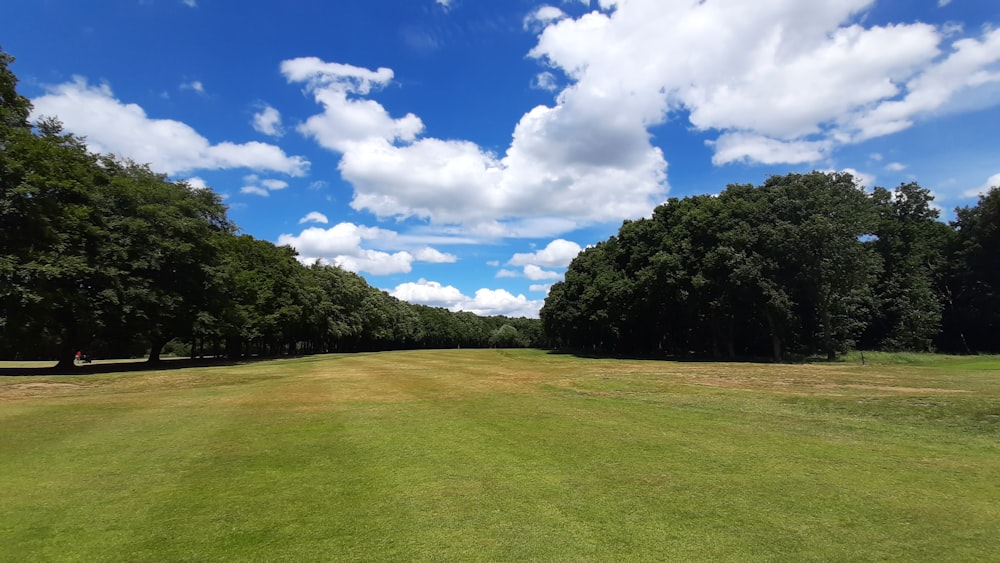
(489, 324), (529, 348)
(865, 183), (950, 351)
(944, 187), (1000, 353)
(0, 47), (543, 364)
(543, 172), (985, 360)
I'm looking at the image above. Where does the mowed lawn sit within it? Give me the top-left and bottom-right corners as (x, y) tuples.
(1, 350), (999, 561)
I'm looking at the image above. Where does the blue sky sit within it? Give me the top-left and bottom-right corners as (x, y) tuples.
(2, 0), (998, 317)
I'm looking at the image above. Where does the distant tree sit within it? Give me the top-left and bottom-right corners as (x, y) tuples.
(489, 324), (529, 348)
(945, 187), (1000, 353)
(865, 183), (950, 351)
(759, 172), (880, 360)
(543, 172), (885, 361)
(96, 160), (234, 362)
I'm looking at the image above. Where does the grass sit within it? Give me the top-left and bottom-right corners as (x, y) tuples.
(1, 350), (999, 561)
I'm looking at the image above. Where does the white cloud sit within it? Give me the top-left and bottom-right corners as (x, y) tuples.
(390, 279), (544, 318)
(335, 250), (416, 276)
(496, 269), (519, 278)
(390, 279), (465, 308)
(846, 28), (1000, 142)
(886, 162), (907, 172)
(240, 174), (289, 196)
(436, 0), (452, 10)
(529, 283), (554, 294)
(413, 247), (458, 263)
(486, 260), (500, 267)
(241, 185), (269, 197)
(182, 0), (197, 6)
(529, 0), (1000, 165)
(280, 2), (1000, 243)
(963, 172), (1000, 198)
(823, 167), (876, 188)
(184, 176), (208, 190)
(525, 6), (567, 31)
(938, 0), (951, 6)
(31, 78), (309, 176)
(523, 264), (562, 281)
(532, 71), (559, 92)
(287, 57), (667, 234)
(299, 211), (329, 224)
(261, 179), (289, 190)
(277, 222), (457, 275)
(710, 133), (830, 165)
(252, 105), (284, 137)
(281, 57), (423, 153)
(180, 80), (205, 94)
(508, 238), (582, 267)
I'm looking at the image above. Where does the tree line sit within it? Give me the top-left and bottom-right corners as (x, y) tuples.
(541, 172), (1000, 361)
(0, 49), (543, 369)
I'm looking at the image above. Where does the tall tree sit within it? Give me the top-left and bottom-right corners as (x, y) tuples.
(97, 161), (234, 361)
(866, 183), (950, 351)
(0, 118), (113, 367)
(946, 187), (1000, 352)
(760, 172), (880, 360)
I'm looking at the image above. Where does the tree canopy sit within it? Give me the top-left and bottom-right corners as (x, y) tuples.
(541, 172), (1000, 360)
(0, 48), (544, 367)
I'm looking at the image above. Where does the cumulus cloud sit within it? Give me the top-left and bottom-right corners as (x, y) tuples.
(261, 179), (289, 190)
(523, 264), (562, 281)
(252, 104), (284, 137)
(507, 239), (582, 267)
(532, 71), (559, 92)
(963, 172), (1000, 198)
(281, 57), (423, 153)
(529, 0), (1000, 165)
(886, 162), (907, 172)
(31, 78), (309, 176)
(525, 6), (567, 32)
(390, 279), (544, 318)
(413, 247), (458, 263)
(278, 2), (1000, 242)
(285, 56), (667, 234)
(299, 211), (329, 224)
(240, 174), (290, 196)
(277, 222), (457, 275)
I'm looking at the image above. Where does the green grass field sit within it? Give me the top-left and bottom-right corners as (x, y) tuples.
(2, 350), (999, 561)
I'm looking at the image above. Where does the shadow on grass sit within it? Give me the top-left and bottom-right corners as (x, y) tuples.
(545, 348), (787, 364)
(543, 348), (888, 365)
(0, 356), (285, 377)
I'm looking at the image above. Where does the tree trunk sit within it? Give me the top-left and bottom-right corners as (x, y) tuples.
(147, 335), (166, 363)
(54, 348), (77, 371)
(765, 310), (783, 363)
(822, 308), (836, 361)
(726, 315), (736, 360)
(54, 323), (79, 371)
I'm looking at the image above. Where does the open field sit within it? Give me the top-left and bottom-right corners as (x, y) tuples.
(2, 350), (999, 561)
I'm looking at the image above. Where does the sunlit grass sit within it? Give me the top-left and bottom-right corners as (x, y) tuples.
(2, 350), (998, 561)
